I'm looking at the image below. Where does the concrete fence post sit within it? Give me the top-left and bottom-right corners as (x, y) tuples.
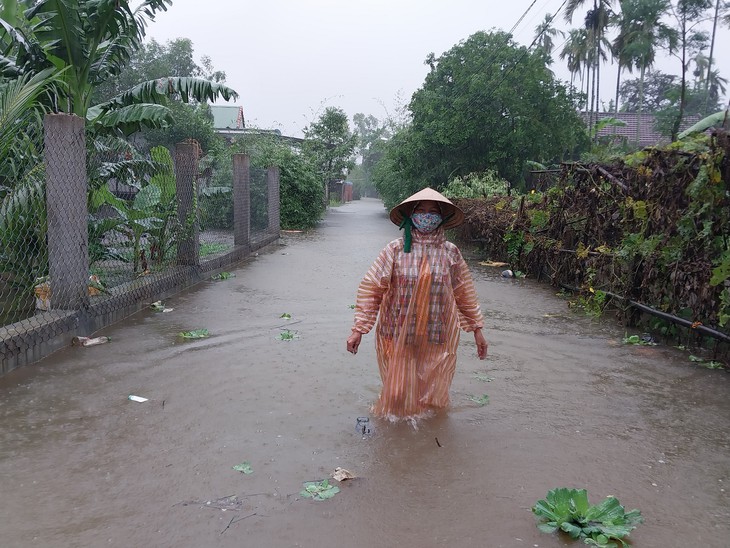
(44, 114), (89, 310)
(267, 166), (280, 237)
(175, 142), (199, 266)
(233, 154), (251, 249)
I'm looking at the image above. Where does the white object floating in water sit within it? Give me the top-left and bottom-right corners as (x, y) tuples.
(331, 467), (356, 482)
(128, 395), (148, 403)
(72, 336), (111, 347)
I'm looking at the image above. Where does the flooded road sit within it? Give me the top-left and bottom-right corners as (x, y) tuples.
(1, 197), (728, 547)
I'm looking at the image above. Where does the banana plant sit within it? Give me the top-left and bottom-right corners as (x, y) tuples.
(0, 0), (238, 136)
(93, 145), (179, 274)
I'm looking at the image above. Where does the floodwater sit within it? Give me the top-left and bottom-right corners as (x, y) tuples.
(1, 198), (728, 548)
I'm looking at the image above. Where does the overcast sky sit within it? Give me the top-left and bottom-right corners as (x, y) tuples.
(144, 0), (730, 137)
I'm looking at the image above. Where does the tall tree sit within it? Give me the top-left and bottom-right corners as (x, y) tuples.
(380, 31), (587, 197)
(560, 28), (592, 108)
(704, 0), (728, 113)
(668, 0), (712, 140)
(352, 113), (389, 197)
(565, 0), (615, 138)
(613, 0), (676, 142)
(534, 13), (564, 61)
(0, 0), (237, 135)
(93, 37), (226, 104)
(303, 107), (357, 204)
(619, 70), (678, 111)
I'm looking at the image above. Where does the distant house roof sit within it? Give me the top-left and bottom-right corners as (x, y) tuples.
(582, 111), (700, 148)
(211, 105), (245, 131)
(580, 112), (700, 147)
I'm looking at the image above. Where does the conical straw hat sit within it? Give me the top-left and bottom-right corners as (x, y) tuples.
(389, 187), (464, 229)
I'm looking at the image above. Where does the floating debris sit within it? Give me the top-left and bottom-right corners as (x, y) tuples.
(179, 329), (209, 339)
(211, 272), (235, 281)
(468, 394), (490, 406)
(72, 336), (111, 347)
(300, 480), (340, 501)
(232, 461), (253, 475)
(331, 467), (356, 482)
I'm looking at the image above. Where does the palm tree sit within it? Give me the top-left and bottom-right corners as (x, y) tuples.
(0, 0), (237, 135)
(565, 0), (615, 138)
(704, 0), (725, 114)
(613, 0), (676, 143)
(669, 0), (712, 140)
(534, 13), (564, 60)
(560, 28), (592, 109)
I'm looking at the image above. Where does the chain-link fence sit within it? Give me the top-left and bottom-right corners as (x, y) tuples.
(1, 114), (280, 374)
(0, 109), (48, 328)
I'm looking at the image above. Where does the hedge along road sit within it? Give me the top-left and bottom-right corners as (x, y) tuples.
(0, 198), (728, 548)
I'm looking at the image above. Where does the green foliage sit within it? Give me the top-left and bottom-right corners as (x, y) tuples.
(468, 394), (490, 406)
(503, 230), (526, 266)
(442, 171), (510, 198)
(93, 37), (227, 104)
(141, 102), (221, 154)
(533, 488), (643, 547)
(299, 480), (340, 501)
(352, 112), (390, 197)
(622, 334), (658, 346)
(277, 329), (298, 341)
(179, 329), (209, 339)
(1, 1), (238, 135)
(371, 126), (425, 209)
(403, 30), (588, 187)
(233, 132), (324, 229)
(199, 186), (233, 230)
(211, 271), (234, 281)
(303, 106), (357, 199)
(576, 289), (608, 318)
(232, 461), (253, 474)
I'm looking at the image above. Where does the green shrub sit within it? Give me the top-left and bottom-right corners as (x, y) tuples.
(442, 171), (510, 198)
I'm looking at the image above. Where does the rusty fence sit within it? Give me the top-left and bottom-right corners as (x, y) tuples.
(0, 113), (280, 374)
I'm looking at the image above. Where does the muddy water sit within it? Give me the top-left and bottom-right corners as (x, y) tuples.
(1, 198), (728, 548)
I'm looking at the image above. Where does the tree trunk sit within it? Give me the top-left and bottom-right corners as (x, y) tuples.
(705, 0), (721, 114)
(615, 62), (621, 115)
(638, 64), (646, 146)
(672, 27), (688, 141)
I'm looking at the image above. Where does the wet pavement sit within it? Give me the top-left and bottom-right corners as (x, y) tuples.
(1, 197), (728, 547)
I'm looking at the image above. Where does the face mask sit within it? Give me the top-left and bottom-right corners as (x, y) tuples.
(411, 212), (442, 233)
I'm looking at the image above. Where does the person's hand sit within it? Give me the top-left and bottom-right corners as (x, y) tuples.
(474, 328), (488, 360)
(347, 330), (362, 355)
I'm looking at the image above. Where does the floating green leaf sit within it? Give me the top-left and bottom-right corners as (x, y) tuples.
(280, 313), (292, 320)
(211, 271), (235, 280)
(348, 304), (356, 309)
(533, 488), (643, 547)
(468, 394), (490, 406)
(179, 329), (209, 339)
(473, 373), (494, 382)
(299, 479), (340, 501)
(232, 461), (253, 474)
(277, 329), (298, 341)
(622, 334), (657, 346)
(689, 355), (725, 369)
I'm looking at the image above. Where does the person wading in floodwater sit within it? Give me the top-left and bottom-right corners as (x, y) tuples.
(347, 187), (488, 420)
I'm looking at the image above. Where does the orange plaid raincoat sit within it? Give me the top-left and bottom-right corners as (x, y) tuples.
(353, 228), (484, 418)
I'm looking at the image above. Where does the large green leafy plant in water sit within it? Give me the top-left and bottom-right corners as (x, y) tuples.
(532, 488), (643, 547)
